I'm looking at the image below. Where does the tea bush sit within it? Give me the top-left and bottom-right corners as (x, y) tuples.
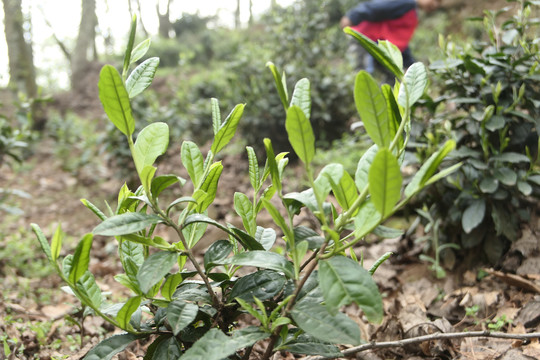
(33, 17), (457, 359)
(408, 0), (540, 266)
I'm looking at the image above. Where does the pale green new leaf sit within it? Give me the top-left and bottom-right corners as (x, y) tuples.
(137, 251), (178, 294)
(344, 28), (403, 79)
(198, 162), (223, 212)
(266, 61), (289, 110)
(83, 333), (140, 360)
(51, 224), (64, 262)
(116, 296), (141, 330)
(262, 199), (294, 245)
(353, 200), (381, 238)
(368, 148), (402, 218)
(69, 233), (93, 284)
(126, 57), (159, 98)
(211, 98), (221, 135)
(181, 141), (204, 187)
(133, 122), (169, 170)
(319, 256), (383, 323)
(378, 41), (403, 73)
(354, 71), (390, 148)
(211, 104), (244, 155)
(264, 139), (282, 193)
(130, 38), (151, 64)
(246, 146), (260, 191)
(291, 302), (362, 345)
(286, 105), (315, 165)
(398, 62), (427, 108)
(80, 199), (107, 221)
(93, 213), (162, 236)
(234, 192), (255, 235)
(98, 65), (135, 136)
(328, 168), (358, 212)
(140, 165), (157, 196)
(77, 271), (103, 309)
(355, 144), (379, 191)
(290, 78), (311, 119)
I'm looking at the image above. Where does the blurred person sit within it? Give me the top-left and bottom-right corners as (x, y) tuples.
(340, 0), (441, 77)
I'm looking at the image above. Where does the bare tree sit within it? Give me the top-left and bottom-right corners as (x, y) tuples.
(2, 0), (37, 97)
(71, 0), (98, 91)
(157, 0), (173, 38)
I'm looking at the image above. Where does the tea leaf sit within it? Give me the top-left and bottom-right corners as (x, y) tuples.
(211, 104), (244, 154)
(161, 273), (184, 301)
(151, 175), (184, 198)
(211, 98), (221, 135)
(246, 146), (260, 191)
(93, 213), (163, 236)
(255, 226), (277, 250)
(355, 144), (379, 191)
(291, 302), (361, 345)
(368, 148), (402, 217)
(263, 139), (282, 193)
(130, 38), (151, 64)
(77, 271), (102, 308)
(116, 296), (141, 330)
(181, 141), (205, 187)
(83, 333), (141, 360)
(198, 162), (223, 212)
(98, 65), (135, 137)
(81, 199), (107, 221)
(266, 62), (289, 110)
(229, 270), (286, 301)
(152, 336), (183, 359)
(133, 122), (169, 170)
(234, 192), (255, 235)
(354, 71), (390, 148)
(126, 57), (159, 98)
(217, 251), (295, 279)
(228, 225), (265, 251)
(319, 256), (383, 323)
(51, 224), (64, 262)
(137, 251), (178, 294)
(327, 168), (358, 212)
(167, 300), (198, 335)
(262, 199), (294, 246)
(398, 62), (427, 108)
(69, 234), (93, 284)
(280, 334), (342, 357)
(462, 199), (486, 233)
(204, 240), (233, 270)
(286, 105), (315, 165)
(290, 78), (311, 119)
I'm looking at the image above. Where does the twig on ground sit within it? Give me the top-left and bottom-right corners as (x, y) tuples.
(304, 331), (540, 360)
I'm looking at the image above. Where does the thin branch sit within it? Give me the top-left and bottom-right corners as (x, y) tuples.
(305, 331), (540, 360)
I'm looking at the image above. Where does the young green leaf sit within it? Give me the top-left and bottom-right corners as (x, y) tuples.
(77, 271), (103, 309)
(151, 174), (184, 198)
(83, 333), (142, 360)
(137, 251), (178, 294)
(81, 199), (107, 221)
(93, 213), (163, 236)
(344, 28), (404, 79)
(354, 71), (390, 148)
(368, 148), (402, 218)
(246, 146), (260, 191)
(261, 199), (294, 246)
(355, 144), (379, 191)
(167, 300), (198, 335)
(378, 41), (403, 73)
(291, 302), (362, 345)
(290, 78), (311, 119)
(234, 192), (256, 235)
(211, 98), (221, 135)
(98, 65), (135, 137)
(51, 224), (64, 262)
(140, 165), (157, 196)
(126, 57), (159, 98)
(161, 273), (184, 301)
(122, 15), (137, 79)
(286, 105), (315, 165)
(133, 122), (169, 171)
(211, 104), (244, 155)
(181, 141), (205, 187)
(116, 296), (142, 330)
(266, 61), (289, 110)
(217, 251), (295, 279)
(130, 38), (151, 64)
(318, 256), (383, 323)
(198, 162), (223, 212)
(263, 139), (282, 193)
(69, 234), (93, 284)
(397, 62), (428, 108)
(327, 168), (358, 212)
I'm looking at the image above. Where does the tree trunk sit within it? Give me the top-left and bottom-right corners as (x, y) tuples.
(71, 0), (97, 92)
(2, 0), (37, 97)
(235, 0), (241, 29)
(157, 0), (173, 38)
(249, 0), (253, 26)
(271, 0), (277, 9)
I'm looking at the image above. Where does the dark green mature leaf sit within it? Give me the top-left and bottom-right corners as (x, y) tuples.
(180, 328), (263, 360)
(344, 28), (403, 79)
(69, 234), (93, 284)
(116, 296), (141, 330)
(291, 302), (362, 345)
(354, 72), (390, 148)
(167, 300), (198, 335)
(230, 270), (286, 301)
(319, 256), (383, 323)
(181, 141), (204, 187)
(133, 122), (169, 171)
(281, 334), (343, 357)
(293, 226), (324, 250)
(83, 333), (141, 360)
(211, 104), (244, 154)
(126, 57), (159, 98)
(494, 167), (518, 186)
(490, 152), (530, 163)
(93, 213), (162, 236)
(462, 199), (486, 233)
(152, 336), (183, 360)
(98, 65), (135, 136)
(32, 223), (54, 264)
(368, 148), (402, 218)
(286, 105), (315, 165)
(204, 240), (233, 270)
(290, 78), (311, 119)
(398, 62), (427, 108)
(228, 226), (265, 251)
(480, 177), (499, 193)
(217, 251), (295, 279)
(137, 251), (178, 294)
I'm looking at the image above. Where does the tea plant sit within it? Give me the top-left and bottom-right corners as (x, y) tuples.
(33, 17), (456, 359)
(410, 0), (540, 264)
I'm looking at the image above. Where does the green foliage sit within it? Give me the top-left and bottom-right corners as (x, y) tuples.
(409, 0), (540, 265)
(33, 17), (455, 359)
